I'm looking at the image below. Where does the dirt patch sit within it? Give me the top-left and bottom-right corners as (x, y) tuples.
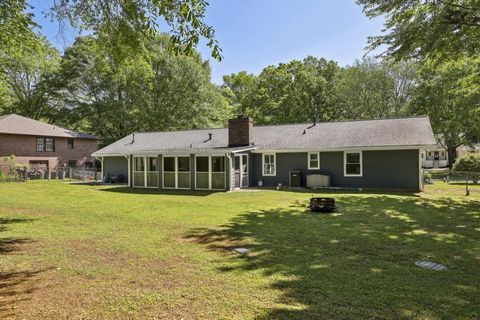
(0, 207), (52, 216)
(1, 238), (201, 319)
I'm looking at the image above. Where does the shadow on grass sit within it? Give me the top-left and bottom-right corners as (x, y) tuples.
(185, 195), (480, 319)
(0, 217), (50, 317)
(97, 186), (220, 196)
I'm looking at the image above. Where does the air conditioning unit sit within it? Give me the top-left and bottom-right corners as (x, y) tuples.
(306, 174), (330, 188)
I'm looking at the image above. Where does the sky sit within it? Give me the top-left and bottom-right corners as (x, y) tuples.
(30, 0), (385, 84)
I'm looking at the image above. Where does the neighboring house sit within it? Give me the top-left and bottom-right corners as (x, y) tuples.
(421, 143), (480, 169)
(0, 114), (98, 171)
(93, 115), (436, 191)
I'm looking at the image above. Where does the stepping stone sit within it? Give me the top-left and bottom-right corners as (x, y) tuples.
(415, 260), (447, 271)
(233, 247), (249, 254)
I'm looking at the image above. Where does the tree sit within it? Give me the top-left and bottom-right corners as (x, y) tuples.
(0, 0), (38, 56)
(452, 153), (480, 188)
(411, 57), (480, 166)
(0, 36), (61, 120)
(56, 34), (230, 145)
(335, 58), (416, 119)
(49, 0), (221, 60)
(222, 71), (256, 115)
(357, 0), (480, 61)
(223, 57), (341, 125)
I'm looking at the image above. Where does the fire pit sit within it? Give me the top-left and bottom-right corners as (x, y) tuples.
(310, 197), (336, 213)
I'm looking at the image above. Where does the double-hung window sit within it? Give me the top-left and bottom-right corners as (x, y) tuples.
(262, 153), (276, 176)
(36, 137), (55, 152)
(308, 152), (320, 169)
(344, 151), (362, 177)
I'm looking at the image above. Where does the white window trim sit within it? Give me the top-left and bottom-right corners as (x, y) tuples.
(262, 153), (276, 176)
(163, 156), (191, 190)
(308, 152), (320, 170)
(344, 151), (363, 177)
(194, 155), (227, 190)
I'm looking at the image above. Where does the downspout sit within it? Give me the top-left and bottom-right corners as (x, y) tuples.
(226, 152), (233, 191)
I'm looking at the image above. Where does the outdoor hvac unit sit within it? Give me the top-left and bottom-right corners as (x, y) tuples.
(306, 174), (330, 188)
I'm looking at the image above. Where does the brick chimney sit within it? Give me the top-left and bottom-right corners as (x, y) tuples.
(228, 115), (253, 147)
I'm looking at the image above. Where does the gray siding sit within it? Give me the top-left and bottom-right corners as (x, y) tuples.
(103, 156), (128, 180)
(252, 150), (419, 190)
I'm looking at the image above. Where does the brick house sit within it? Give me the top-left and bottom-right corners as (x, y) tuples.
(0, 114), (98, 171)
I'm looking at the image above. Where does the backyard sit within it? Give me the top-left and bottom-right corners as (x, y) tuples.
(0, 181), (479, 319)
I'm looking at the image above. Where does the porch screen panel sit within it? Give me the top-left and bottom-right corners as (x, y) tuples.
(196, 157), (209, 189)
(177, 157), (191, 189)
(146, 157), (159, 188)
(133, 157), (145, 187)
(211, 156), (225, 189)
(163, 157), (175, 188)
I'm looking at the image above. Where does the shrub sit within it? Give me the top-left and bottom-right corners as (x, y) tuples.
(453, 153), (480, 184)
(423, 171), (432, 184)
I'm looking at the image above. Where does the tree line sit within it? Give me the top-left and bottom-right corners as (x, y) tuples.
(0, 0), (479, 164)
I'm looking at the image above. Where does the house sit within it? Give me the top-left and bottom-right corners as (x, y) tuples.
(421, 143), (480, 169)
(0, 114), (98, 171)
(93, 115), (436, 191)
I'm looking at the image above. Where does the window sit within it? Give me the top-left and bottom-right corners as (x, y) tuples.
(67, 160), (77, 167)
(36, 137), (55, 152)
(308, 152), (320, 169)
(163, 157), (175, 172)
(195, 156), (226, 190)
(212, 156), (225, 172)
(147, 157), (157, 171)
(134, 157), (145, 171)
(262, 153), (276, 176)
(163, 156), (191, 189)
(344, 151), (362, 177)
(177, 157), (190, 172)
(67, 138), (74, 149)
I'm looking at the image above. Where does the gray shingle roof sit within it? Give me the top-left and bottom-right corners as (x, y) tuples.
(0, 114), (97, 139)
(93, 116), (436, 156)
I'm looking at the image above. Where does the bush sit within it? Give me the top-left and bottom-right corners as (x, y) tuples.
(452, 153), (480, 184)
(423, 171), (432, 184)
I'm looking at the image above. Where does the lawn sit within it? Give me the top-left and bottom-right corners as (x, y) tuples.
(0, 181), (479, 319)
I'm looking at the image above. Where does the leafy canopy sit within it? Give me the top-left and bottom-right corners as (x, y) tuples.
(50, 0), (222, 60)
(453, 153), (480, 173)
(357, 0), (480, 60)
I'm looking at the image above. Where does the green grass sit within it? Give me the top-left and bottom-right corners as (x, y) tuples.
(0, 181), (479, 319)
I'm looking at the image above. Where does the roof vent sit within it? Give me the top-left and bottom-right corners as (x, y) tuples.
(131, 133), (135, 144)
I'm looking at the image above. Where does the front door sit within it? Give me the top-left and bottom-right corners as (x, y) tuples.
(234, 155), (249, 188)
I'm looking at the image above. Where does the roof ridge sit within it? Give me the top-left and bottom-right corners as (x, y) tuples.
(130, 115), (430, 134)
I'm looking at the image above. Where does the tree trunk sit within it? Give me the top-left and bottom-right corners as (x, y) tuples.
(447, 145), (457, 169)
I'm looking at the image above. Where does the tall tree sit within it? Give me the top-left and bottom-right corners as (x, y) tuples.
(56, 34), (230, 145)
(411, 57), (480, 165)
(335, 58), (416, 119)
(223, 57), (341, 125)
(0, 36), (61, 120)
(222, 71), (256, 115)
(357, 0), (480, 60)
(0, 0), (38, 55)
